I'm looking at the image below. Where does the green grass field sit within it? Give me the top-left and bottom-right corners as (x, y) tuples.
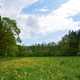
(0, 57), (80, 80)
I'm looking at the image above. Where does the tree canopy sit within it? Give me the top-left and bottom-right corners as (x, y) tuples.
(0, 16), (21, 56)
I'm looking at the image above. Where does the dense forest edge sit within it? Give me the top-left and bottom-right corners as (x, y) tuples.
(0, 16), (80, 57)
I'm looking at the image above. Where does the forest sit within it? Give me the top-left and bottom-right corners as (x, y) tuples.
(0, 16), (80, 57)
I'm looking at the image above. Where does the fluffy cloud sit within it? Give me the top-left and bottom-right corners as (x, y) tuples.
(38, 7), (49, 12)
(0, 0), (80, 44)
(37, 0), (80, 34)
(21, 0), (80, 37)
(0, 0), (38, 41)
(17, 0), (80, 42)
(17, 15), (41, 40)
(0, 0), (38, 17)
(54, 0), (80, 17)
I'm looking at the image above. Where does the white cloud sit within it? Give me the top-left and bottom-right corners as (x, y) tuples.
(17, 0), (80, 40)
(54, 0), (80, 17)
(36, 0), (80, 34)
(39, 7), (49, 12)
(0, 0), (80, 44)
(0, 0), (38, 41)
(0, 0), (38, 17)
(17, 15), (41, 40)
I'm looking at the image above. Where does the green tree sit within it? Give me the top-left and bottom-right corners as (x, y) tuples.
(0, 16), (21, 56)
(58, 30), (80, 56)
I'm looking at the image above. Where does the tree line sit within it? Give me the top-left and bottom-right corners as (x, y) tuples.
(0, 16), (80, 57)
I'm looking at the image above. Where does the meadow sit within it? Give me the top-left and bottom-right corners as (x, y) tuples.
(0, 57), (80, 80)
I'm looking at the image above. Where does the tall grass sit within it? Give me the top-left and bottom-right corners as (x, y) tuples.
(0, 57), (80, 80)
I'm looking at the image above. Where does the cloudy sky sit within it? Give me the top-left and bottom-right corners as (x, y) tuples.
(0, 0), (80, 45)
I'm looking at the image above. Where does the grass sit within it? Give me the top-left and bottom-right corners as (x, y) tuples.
(0, 57), (80, 80)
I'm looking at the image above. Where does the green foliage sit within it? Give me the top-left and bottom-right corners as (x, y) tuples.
(0, 15), (80, 57)
(0, 16), (21, 57)
(58, 30), (80, 56)
(17, 30), (80, 57)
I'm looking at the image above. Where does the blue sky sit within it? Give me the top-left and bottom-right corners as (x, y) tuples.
(22, 0), (68, 15)
(0, 0), (80, 45)
(22, 30), (67, 45)
(71, 13), (80, 22)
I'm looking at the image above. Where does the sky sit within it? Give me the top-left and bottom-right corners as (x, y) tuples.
(0, 0), (80, 45)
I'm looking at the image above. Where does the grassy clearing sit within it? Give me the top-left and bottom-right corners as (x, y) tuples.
(0, 57), (80, 80)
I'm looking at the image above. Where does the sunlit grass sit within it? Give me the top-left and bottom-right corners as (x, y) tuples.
(0, 57), (80, 80)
